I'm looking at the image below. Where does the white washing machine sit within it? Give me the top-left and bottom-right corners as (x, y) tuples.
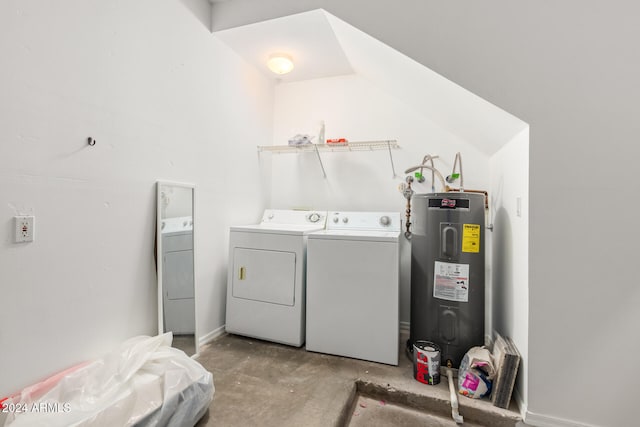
(306, 211), (401, 365)
(161, 216), (195, 334)
(226, 209), (327, 346)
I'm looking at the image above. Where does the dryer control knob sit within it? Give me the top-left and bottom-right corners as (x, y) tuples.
(333, 217), (339, 223)
(342, 217), (349, 223)
(380, 215), (391, 226)
(309, 213), (321, 223)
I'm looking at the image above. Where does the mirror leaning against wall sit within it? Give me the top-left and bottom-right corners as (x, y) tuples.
(156, 181), (198, 357)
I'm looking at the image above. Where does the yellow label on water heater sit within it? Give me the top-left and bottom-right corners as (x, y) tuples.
(462, 224), (480, 253)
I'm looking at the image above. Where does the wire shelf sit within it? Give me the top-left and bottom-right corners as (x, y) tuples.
(257, 140), (400, 178)
(257, 140), (399, 153)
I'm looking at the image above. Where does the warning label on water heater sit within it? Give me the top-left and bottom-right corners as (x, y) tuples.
(433, 261), (470, 302)
(462, 224), (480, 253)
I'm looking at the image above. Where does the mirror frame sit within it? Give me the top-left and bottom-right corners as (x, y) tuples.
(156, 180), (199, 357)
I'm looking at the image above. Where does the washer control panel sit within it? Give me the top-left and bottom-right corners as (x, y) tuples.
(326, 212), (400, 232)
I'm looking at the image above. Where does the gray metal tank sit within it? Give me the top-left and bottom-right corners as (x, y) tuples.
(409, 192), (485, 368)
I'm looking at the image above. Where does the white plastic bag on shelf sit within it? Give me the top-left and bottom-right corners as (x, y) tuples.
(2, 333), (214, 427)
(457, 346), (494, 399)
(287, 134), (314, 145)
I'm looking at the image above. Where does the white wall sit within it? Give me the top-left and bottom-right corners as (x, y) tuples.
(0, 0), (273, 397)
(489, 128), (529, 407)
(212, 1), (640, 426)
(270, 74), (491, 324)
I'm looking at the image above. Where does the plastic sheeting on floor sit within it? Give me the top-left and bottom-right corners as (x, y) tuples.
(2, 333), (214, 427)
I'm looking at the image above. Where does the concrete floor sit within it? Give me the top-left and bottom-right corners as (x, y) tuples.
(194, 333), (522, 427)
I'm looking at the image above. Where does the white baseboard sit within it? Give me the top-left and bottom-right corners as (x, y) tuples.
(513, 387), (527, 420)
(199, 325), (226, 347)
(523, 409), (599, 427)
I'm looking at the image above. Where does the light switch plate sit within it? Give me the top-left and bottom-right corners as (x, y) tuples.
(15, 215), (35, 243)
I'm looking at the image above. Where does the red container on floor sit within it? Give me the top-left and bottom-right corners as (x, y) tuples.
(413, 340), (441, 385)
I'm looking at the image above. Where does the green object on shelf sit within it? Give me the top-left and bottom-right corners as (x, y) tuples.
(451, 173), (460, 180)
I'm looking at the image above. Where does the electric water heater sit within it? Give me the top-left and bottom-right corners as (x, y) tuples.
(410, 192), (485, 368)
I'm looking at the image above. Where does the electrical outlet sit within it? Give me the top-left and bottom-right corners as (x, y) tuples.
(15, 216), (35, 243)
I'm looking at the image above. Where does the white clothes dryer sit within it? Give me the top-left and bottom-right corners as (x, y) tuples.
(306, 211), (400, 365)
(226, 210), (327, 346)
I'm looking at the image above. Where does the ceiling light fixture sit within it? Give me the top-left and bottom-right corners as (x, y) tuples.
(267, 53), (294, 75)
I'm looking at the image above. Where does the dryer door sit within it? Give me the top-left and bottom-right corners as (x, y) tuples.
(232, 248), (296, 306)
